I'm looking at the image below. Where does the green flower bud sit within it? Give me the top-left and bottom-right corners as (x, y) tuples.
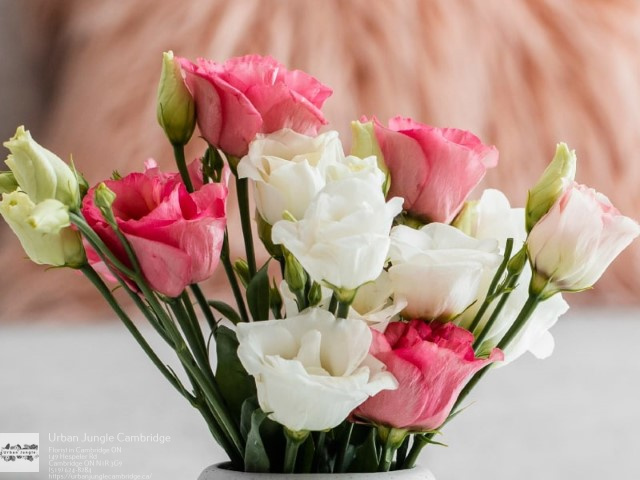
(4, 126), (81, 208)
(307, 281), (323, 307)
(0, 190), (85, 267)
(506, 246), (527, 275)
(157, 51), (196, 146)
(525, 143), (576, 232)
(256, 213), (283, 258)
(94, 183), (118, 227)
(351, 120), (390, 195)
(233, 258), (250, 288)
(0, 171), (18, 194)
(284, 250), (307, 293)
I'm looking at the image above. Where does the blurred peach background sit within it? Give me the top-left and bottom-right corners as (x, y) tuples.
(1, 0), (639, 322)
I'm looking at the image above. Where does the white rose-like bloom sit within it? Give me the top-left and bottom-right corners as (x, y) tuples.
(528, 183), (640, 295)
(388, 223), (501, 320)
(272, 177), (403, 291)
(237, 129), (343, 224)
(236, 308), (398, 432)
(455, 189), (569, 364)
(0, 190), (85, 267)
(4, 126), (80, 208)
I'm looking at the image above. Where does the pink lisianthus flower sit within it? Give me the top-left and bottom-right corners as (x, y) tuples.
(179, 55), (332, 157)
(353, 320), (503, 431)
(82, 159), (227, 297)
(369, 116), (498, 224)
(527, 182), (640, 296)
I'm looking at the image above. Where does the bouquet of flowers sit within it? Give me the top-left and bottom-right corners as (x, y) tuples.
(1, 52), (638, 476)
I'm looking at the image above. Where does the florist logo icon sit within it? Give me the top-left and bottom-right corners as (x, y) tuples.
(0, 434), (39, 473)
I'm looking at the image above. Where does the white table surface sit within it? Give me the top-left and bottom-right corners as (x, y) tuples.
(2, 307), (639, 480)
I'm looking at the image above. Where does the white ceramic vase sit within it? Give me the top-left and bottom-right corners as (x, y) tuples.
(199, 463), (436, 479)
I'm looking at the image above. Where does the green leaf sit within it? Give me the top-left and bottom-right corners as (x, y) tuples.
(208, 300), (242, 325)
(348, 428), (379, 473)
(240, 397), (260, 441)
(269, 279), (283, 319)
(246, 262), (271, 321)
(215, 326), (256, 421)
(244, 408), (270, 473)
(240, 398), (285, 473)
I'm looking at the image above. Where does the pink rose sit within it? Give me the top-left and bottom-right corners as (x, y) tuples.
(527, 182), (640, 296)
(82, 160), (227, 297)
(179, 55), (332, 157)
(369, 116), (498, 224)
(354, 320), (502, 431)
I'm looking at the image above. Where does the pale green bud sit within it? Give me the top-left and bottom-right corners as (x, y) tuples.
(4, 126), (81, 208)
(0, 190), (85, 267)
(233, 258), (250, 288)
(0, 171), (18, 194)
(307, 282), (322, 307)
(506, 246), (527, 275)
(284, 250), (307, 293)
(451, 200), (478, 237)
(94, 183), (117, 226)
(350, 120), (390, 194)
(525, 143), (576, 232)
(157, 51), (196, 146)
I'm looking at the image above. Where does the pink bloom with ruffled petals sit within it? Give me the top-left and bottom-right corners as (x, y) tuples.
(180, 55), (332, 157)
(354, 320), (503, 431)
(82, 160), (227, 297)
(370, 116), (498, 224)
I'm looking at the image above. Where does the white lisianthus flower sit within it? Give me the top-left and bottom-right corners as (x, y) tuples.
(237, 129), (343, 224)
(271, 177), (403, 292)
(237, 129), (385, 225)
(4, 126), (80, 208)
(527, 183), (640, 296)
(455, 189), (569, 364)
(350, 271), (406, 331)
(455, 189), (527, 250)
(0, 190), (85, 267)
(236, 308), (398, 432)
(388, 223), (501, 320)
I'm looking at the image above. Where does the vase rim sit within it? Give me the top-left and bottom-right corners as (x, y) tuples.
(199, 462), (435, 478)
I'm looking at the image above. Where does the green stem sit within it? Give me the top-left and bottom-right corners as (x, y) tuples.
(402, 434), (427, 469)
(468, 238), (514, 333)
(155, 306), (244, 462)
(394, 435), (410, 470)
(377, 441), (396, 472)
(69, 213), (135, 277)
(173, 143), (194, 193)
(334, 423), (353, 473)
(328, 294), (338, 315)
(190, 284), (218, 332)
(452, 292), (544, 419)
(73, 212), (173, 346)
(496, 292), (542, 350)
(336, 301), (351, 319)
(80, 265), (192, 403)
(311, 431), (326, 473)
(236, 176), (257, 277)
(283, 431), (307, 473)
(221, 233), (249, 323)
(473, 272), (521, 349)
(74, 215), (241, 464)
(377, 428), (406, 472)
(169, 296), (212, 384)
